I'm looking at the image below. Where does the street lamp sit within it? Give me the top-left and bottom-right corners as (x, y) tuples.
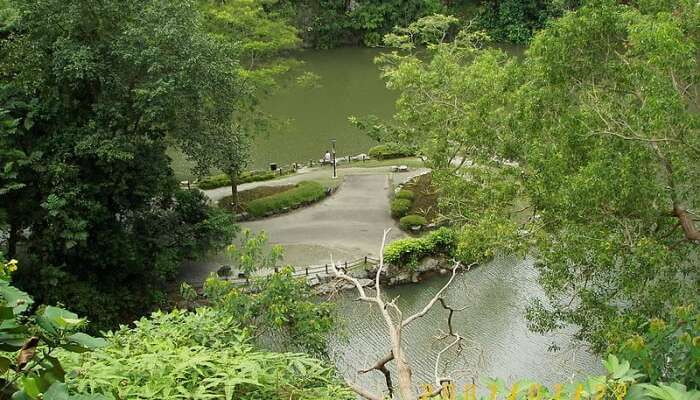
(331, 138), (337, 179)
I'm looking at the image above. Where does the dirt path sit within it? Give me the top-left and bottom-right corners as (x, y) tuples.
(180, 167), (429, 284)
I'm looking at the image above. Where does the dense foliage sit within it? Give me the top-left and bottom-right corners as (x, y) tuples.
(384, 227), (457, 269)
(65, 308), (351, 399)
(0, 254), (106, 400)
(269, 0), (446, 48)
(0, 0), (238, 330)
(611, 305), (699, 389)
(193, 0), (301, 207)
(374, 0), (700, 377)
(475, 0), (578, 43)
(368, 142), (416, 160)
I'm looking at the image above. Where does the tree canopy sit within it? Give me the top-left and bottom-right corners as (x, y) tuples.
(374, 0), (699, 355)
(0, 0), (240, 329)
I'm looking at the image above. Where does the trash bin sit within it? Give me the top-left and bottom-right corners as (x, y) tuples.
(269, 163), (277, 171)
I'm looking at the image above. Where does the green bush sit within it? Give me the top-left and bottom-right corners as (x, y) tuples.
(383, 237), (432, 270)
(425, 227), (457, 254)
(198, 171), (279, 190)
(197, 173), (230, 190)
(390, 198), (412, 218)
(384, 227), (457, 269)
(395, 189), (415, 200)
(246, 181), (327, 217)
(368, 142), (414, 160)
(66, 308), (354, 399)
(399, 214), (427, 230)
(611, 305), (700, 389)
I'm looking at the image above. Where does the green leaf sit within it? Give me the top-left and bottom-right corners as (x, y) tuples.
(40, 306), (84, 331)
(0, 356), (12, 373)
(65, 333), (107, 351)
(43, 383), (69, 400)
(0, 282), (34, 314)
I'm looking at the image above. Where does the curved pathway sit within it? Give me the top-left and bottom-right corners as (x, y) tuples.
(179, 166), (428, 283)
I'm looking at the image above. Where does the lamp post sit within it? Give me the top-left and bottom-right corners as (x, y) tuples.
(331, 138), (337, 179)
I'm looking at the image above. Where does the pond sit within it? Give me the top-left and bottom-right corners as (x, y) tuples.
(170, 47), (394, 180)
(327, 256), (601, 394)
(252, 47), (395, 170)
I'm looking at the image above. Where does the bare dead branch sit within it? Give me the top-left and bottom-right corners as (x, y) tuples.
(360, 350), (395, 397)
(402, 262), (473, 328)
(344, 378), (384, 400)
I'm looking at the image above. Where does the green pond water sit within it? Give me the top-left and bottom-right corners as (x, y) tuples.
(170, 47), (394, 179)
(253, 47), (395, 169)
(328, 256), (601, 395)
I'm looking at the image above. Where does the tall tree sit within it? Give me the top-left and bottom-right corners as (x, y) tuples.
(0, 0), (238, 329)
(375, 0), (699, 354)
(189, 0), (300, 210)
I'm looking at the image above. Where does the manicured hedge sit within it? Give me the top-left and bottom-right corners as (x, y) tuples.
(198, 171), (278, 190)
(395, 190), (415, 201)
(368, 142), (414, 160)
(384, 228), (456, 270)
(390, 198), (412, 218)
(246, 181), (327, 218)
(399, 214), (427, 230)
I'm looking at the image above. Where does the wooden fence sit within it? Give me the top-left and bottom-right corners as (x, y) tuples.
(188, 255), (380, 290)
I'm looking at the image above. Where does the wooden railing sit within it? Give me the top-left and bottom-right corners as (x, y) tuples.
(188, 256), (380, 289)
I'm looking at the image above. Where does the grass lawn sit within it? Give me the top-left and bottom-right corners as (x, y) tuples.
(217, 185), (295, 212)
(216, 181), (332, 218)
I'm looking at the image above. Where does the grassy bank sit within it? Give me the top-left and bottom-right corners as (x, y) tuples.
(217, 181), (329, 219)
(247, 181), (327, 218)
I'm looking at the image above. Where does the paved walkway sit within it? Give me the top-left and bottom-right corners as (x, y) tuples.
(178, 166), (429, 284)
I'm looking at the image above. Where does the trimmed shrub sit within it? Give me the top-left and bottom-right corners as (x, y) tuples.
(395, 190), (415, 201)
(368, 142), (414, 160)
(399, 214), (427, 230)
(390, 198), (412, 218)
(198, 174), (230, 190)
(198, 171), (278, 190)
(246, 181), (326, 217)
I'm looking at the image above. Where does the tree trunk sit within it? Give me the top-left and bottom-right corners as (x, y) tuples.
(230, 174), (239, 211)
(7, 222), (18, 259)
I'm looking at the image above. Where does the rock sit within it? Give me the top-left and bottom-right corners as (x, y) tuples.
(411, 272), (420, 283)
(235, 212), (249, 221)
(390, 165), (399, 172)
(398, 165), (409, 172)
(308, 276), (320, 286)
(282, 207), (290, 212)
(411, 226), (421, 232)
(351, 153), (369, 161)
(217, 265), (232, 277)
(416, 257), (440, 273)
(426, 223), (437, 229)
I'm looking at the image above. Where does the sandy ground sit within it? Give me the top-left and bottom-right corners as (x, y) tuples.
(178, 167), (429, 284)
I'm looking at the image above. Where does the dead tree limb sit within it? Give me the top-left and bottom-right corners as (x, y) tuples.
(331, 229), (476, 400)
